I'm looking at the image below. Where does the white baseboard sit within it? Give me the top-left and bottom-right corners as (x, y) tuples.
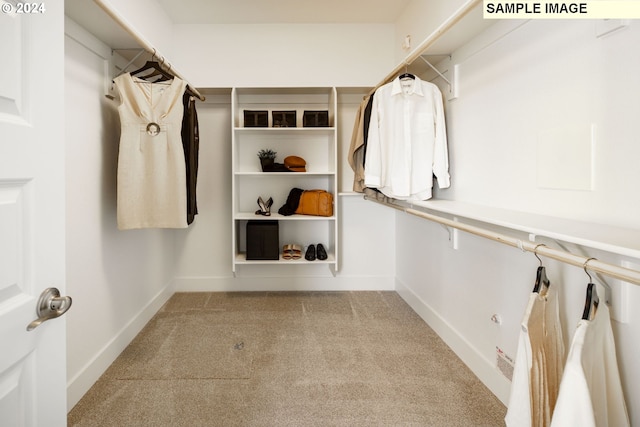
(66, 282), (176, 411)
(395, 278), (511, 405)
(173, 275), (396, 292)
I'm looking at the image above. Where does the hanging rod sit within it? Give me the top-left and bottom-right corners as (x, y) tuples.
(369, 0), (481, 96)
(365, 196), (640, 286)
(93, 0), (205, 102)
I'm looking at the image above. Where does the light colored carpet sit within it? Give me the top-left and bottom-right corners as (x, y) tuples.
(68, 291), (506, 426)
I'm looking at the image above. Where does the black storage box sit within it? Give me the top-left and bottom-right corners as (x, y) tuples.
(244, 110), (268, 127)
(272, 111), (296, 127)
(246, 220), (279, 260)
(303, 110), (329, 127)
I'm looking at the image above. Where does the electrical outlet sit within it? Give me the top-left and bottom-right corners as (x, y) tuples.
(496, 347), (514, 381)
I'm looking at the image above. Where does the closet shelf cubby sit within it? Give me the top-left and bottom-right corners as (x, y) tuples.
(231, 87), (339, 274)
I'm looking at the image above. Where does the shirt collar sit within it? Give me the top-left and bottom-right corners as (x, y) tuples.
(391, 75), (425, 97)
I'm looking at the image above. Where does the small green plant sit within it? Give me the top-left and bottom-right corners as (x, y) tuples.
(257, 149), (277, 160)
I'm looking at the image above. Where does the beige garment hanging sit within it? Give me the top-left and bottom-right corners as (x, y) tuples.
(114, 74), (188, 229)
(528, 285), (564, 426)
(506, 283), (564, 427)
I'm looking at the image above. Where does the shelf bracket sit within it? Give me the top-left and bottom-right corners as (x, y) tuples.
(328, 264), (337, 277)
(111, 48), (146, 77)
(419, 55), (451, 86)
(439, 221), (459, 250)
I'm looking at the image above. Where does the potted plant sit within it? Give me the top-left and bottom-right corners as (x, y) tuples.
(257, 148), (277, 171)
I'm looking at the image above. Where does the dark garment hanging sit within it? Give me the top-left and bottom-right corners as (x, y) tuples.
(362, 93), (386, 200)
(362, 92), (374, 167)
(361, 93), (388, 200)
(181, 91), (199, 224)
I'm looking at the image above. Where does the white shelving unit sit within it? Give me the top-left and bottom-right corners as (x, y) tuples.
(231, 87), (339, 273)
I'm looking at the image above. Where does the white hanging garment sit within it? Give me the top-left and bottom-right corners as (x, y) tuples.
(506, 282), (564, 427)
(505, 292), (535, 427)
(550, 287), (630, 427)
(114, 74), (188, 230)
(364, 75), (450, 201)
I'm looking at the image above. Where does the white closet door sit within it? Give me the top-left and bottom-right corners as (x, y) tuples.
(0, 2), (68, 425)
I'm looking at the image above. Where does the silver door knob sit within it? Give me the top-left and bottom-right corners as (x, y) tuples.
(26, 287), (72, 331)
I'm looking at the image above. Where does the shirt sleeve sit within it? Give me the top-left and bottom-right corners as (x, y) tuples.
(432, 86), (450, 189)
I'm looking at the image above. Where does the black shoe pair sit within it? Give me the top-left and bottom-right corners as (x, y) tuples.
(305, 244), (328, 261)
(255, 196), (273, 216)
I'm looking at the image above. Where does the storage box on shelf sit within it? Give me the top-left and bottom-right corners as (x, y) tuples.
(231, 87), (338, 273)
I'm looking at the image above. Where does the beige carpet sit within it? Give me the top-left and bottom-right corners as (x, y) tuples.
(68, 291), (506, 426)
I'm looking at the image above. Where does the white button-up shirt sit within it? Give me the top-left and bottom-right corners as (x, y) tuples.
(364, 75), (450, 200)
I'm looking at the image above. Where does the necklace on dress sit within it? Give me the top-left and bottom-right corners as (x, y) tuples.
(146, 81), (160, 136)
(133, 75), (172, 137)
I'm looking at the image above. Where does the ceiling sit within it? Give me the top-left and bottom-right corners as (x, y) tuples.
(65, 0), (413, 52)
(65, 0), (491, 82)
(155, 0), (412, 24)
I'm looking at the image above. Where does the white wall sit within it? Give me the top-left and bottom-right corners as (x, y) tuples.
(169, 23), (396, 88)
(393, 0), (468, 63)
(446, 19), (640, 228)
(64, 19), (177, 410)
(63, 6), (399, 410)
(65, 2), (640, 423)
(97, 0), (176, 59)
(172, 90), (396, 292)
(394, 17), (640, 424)
(134, 10), (400, 292)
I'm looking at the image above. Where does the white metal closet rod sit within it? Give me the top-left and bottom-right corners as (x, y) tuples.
(370, 0), (481, 95)
(93, 0), (206, 102)
(365, 197), (640, 286)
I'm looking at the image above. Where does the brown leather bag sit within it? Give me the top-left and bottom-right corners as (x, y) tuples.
(295, 190), (333, 217)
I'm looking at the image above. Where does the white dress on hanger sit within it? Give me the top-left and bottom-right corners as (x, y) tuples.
(114, 74), (188, 230)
